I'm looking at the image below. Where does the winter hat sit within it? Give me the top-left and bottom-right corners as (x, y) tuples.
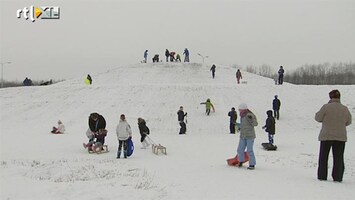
(266, 110), (273, 116)
(238, 103), (248, 110)
(231, 107), (235, 111)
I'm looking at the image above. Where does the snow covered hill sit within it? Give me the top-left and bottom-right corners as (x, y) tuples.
(1, 63), (354, 200)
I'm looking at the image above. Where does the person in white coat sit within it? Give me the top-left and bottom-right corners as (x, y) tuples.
(51, 120), (65, 134)
(116, 114), (132, 158)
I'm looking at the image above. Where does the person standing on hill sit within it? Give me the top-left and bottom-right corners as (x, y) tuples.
(228, 107), (237, 134)
(262, 110), (276, 144)
(200, 98), (215, 116)
(177, 106), (187, 134)
(315, 89), (352, 182)
(278, 66), (285, 85)
(236, 69), (242, 84)
(273, 95), (281, 120)
(116, 114), (132, 158)
(165, 49), (170, 62)
(210, 64), (216, 79)
(143, 50), (148, 63)
(236, 103), (258, 170)
(183, 48), (190, 62)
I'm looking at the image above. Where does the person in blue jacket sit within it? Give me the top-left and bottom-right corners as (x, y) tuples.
(183, 48), (189, 62)
(143, 50), (148, 63)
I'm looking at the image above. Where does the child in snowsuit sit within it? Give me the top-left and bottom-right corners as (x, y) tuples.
(138, 118), (150, 149)
(116, 114), (132, 158)
(262, 110), (276, 144)
(200, 98), (215, 115)
(51, 120), (65, 134)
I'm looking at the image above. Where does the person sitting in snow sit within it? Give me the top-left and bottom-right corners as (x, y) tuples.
(83, 112), (106, 151)
(200, 98), (215, 115)
(138, 118), (150, 149)
(262, 110), (276, 144)
(51, 120), (65, 134)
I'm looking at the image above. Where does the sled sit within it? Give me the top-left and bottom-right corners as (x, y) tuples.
(127, 138), (134, 157)
(261, 142), (277, 151)
(88, 145), (109, 154)
(152, 144), (167, 155)
(227, 152), (250, 166)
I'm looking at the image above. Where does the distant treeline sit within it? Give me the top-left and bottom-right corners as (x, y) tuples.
(1, 79), (64, 88)
(242, 62), (355, 85)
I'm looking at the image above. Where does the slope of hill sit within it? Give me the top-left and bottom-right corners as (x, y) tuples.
(1, 63), (354, 200)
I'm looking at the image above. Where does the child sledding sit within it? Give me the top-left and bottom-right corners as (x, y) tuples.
(83, 113), (109, 154)
(51, 120), (65, 134)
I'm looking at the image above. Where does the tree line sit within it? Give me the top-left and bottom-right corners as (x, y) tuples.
(242, 62), (355, 85)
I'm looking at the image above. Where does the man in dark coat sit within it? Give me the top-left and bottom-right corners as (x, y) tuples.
(272, 95), (281, 120)
(210, 64), (216, 79)
(165, 49), (170, 62)
(228, 107), (237, 134)
(278, 66), (285, 85)
(84, 112), (106, 149)
(177, 106), (187, 134)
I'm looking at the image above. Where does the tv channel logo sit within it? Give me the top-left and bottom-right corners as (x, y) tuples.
(17, 6), (60, 22)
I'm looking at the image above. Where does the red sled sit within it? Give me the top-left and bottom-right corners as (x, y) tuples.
(227, 152), (250, 166)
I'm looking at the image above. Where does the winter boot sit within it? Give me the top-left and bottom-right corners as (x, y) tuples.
(247, 165), (255, 170)
(117, 151), (121, 159)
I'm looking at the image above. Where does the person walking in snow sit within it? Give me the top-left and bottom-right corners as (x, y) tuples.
(83, 113), (106, 150)
(228, 107), (237, 134)
(315, 89), (352, 182)
(176, 54), (181, 62)
(210, 64), (216, 79)
(272, 95), (281, 120)
(138, 117), (150, 149)
(116, 114), (132, 158)
(177, 106), (187, 134)
(143, 50), (148, 63)
(236, 69), (242, 84)
(262, 110), (276, 144)
(87, 74), (92, 85)
(165, 49), (170, 62)
(236, 103), (258, 170)
(278, 66), (284, 85)
(183, 48), (190, 62)
(200, 98), (215, 116)
(51, 120), (65, 134)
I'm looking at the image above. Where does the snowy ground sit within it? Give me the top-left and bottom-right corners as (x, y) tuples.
(1, 63), (354, 200)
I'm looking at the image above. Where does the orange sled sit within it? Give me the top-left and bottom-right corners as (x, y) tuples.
(227, 152), (250, 166)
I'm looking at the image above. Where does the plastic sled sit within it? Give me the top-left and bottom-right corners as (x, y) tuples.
(227, 152), (250, 166)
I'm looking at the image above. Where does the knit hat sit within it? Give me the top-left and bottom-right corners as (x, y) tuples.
(238, 103), (248, 110)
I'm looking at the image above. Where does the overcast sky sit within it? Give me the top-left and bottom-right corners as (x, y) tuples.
(1, 0), (354, 80)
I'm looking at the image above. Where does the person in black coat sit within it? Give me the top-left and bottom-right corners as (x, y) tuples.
(165, 49), (170, 62)
(177, 106), (187, 134)
(83, 112), (107, 149)
(228, 107), (237, 134)
(272, 95), (281, 120)
(262, 110), (276, 144)
(278, 66), (284, 85)
(210, 64), (216, 79)
(138, 118), (150, 148)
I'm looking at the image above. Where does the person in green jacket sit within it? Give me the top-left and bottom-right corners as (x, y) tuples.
(200, 98), (215, 115)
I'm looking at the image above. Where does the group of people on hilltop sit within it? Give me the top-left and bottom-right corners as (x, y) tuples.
(143, 48), (190, 63)
(23, 77), (33, 86)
